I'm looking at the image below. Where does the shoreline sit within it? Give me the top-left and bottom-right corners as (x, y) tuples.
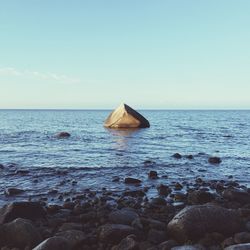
(0, 172), (250, 249)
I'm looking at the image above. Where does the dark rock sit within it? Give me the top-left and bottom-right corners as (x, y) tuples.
(99, 224), (136, 244)
(223, 188), (250, 204)
(148, 171), (158, 179)
(150, 197), (167, 206)
(199, 232), (224, 247)
(188, 190), (215, 205)
(4, 188), (25, 196)
(173, 192), (187, 202)
(234, 232), (250, 244)
(109, 208), (139, 225)
(112, 235), (138, 250)
(56, 132), (71, 138)
(174, 182), (183, 190)
(123, 190), (146, 197)
(222, 237), (235, 248)
(147, 229), (167, 244)
(224, 243), (250, 250)
(55, 230), (86, 249)
(0, 218), (42, 248)
(112, 176), (120, 182)
(32, 236), (70, 250)
(158, 240), (178, 250)
(58, 222), (83, 232)
(208, 157), (222, 164)
(172, 153), (182, 159)
(157, 184), (171, 196)
(125, 178), (142, 185)
(246, 221), (250, 232)
(0, 202), (46, 224)
(186, 155), (194, 160)
(167, 205), (243, 243)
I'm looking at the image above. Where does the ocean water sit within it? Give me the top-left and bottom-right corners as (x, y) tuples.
(0, 110), (249, 204)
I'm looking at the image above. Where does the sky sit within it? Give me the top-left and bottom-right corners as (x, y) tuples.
(0, 0), (250, 109)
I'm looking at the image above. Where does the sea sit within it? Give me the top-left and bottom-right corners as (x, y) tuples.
(0, 110), (249, 204)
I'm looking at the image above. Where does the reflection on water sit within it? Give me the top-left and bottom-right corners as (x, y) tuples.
(105, 128), (144, 151)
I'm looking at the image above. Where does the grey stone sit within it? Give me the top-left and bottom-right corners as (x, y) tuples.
(32, 236), (70, 250)
(167, 205), (243, 243)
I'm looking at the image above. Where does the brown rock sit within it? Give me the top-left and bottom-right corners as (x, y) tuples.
(104, 104), (150, 128)
(0, 202), (46, 224)
(0, 218), (42, 248)
(56, 132), (71, 138)
(99, 224), (136, 244)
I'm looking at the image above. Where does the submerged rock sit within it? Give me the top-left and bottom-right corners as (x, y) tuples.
(208, 157), (222, 164)
(0, 202), (46, 223)
(167, 205), (243, 243)
(56, 132), (71, 138)
(124, 177), (142, 185)
(4, 188), (25, 196)
(172, 153), (182, 159)
(104, 103), (150, 128)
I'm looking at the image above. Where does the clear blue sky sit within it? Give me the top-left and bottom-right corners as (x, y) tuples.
(0, 0), (249, 109)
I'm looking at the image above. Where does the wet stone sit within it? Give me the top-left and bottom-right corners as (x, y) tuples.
(4, 188), (25, 196)
(148, 171), (158, 179)
(157, 184), (172, 196)
(32, 236), (70, 250)
(124, 178), (142, 185)
(208, 157), (222, 164)
(172, 153), (182, 159)
(99, 224), (136, 244)
(109, 208), (139, 225)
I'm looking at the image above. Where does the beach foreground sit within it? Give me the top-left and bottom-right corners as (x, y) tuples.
(0, 171), (250, 250)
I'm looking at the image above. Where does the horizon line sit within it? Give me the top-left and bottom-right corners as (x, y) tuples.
(0, 108), (250, 111)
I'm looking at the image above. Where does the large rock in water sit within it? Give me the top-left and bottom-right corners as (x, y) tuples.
(167, 205), (243, 243)
(104, 104), (150, 128)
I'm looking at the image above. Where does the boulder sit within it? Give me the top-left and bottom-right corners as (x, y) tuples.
(147, 229), (167, 244)
(187, 190), (215, 205)
(167, 205), (243, 243)
(109, 208), (139, 225)
(32, 236), (70, 250)
(99, 224), (136, 244)
(104, 103), (150, 128)
(112, 235), (138, 250)
(0, 218), (42, 248)
(223, 188), (250, 204)
(0, 202), (46, 224)
(55, 230), (86, 249)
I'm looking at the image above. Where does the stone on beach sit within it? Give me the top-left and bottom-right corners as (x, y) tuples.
(0, 218), (42, 249)
(0, 201), (46, 224)
(224, 243), (250, 250)
(99, 224), (136, 244)
(124, 177), (142, 185)
(109, 208), (139, 225)
(32, 236), (70, 250)
(104, 103), (150, 128)
(167, 205), (243, 243)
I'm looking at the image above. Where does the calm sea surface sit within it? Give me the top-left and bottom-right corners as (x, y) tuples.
(0, 110), (249, 203)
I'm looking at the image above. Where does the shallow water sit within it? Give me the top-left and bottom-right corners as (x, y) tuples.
(0, 110), (249, 204)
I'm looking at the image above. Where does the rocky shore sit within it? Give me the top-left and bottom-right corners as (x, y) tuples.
(0, 166), (250, 250)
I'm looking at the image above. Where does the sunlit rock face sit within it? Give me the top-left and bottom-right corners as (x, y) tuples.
(104, 104), (150, 128)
